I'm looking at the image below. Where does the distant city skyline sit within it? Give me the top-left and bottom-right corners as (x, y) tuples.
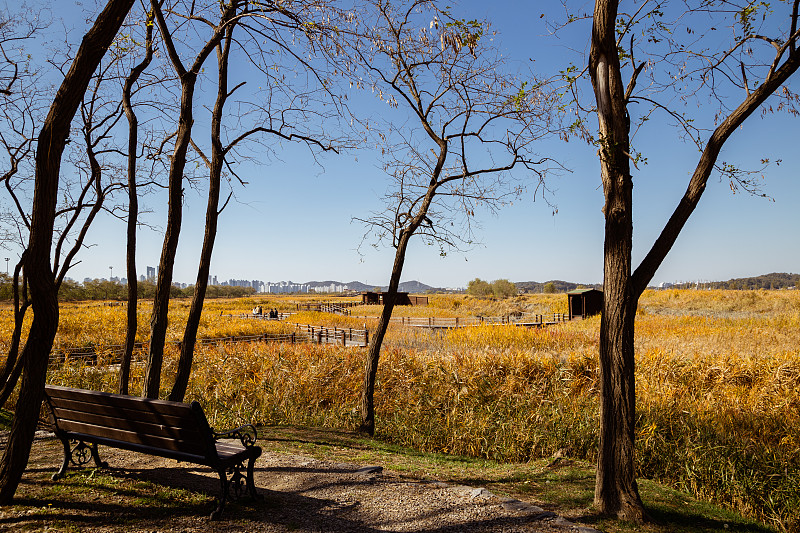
(74, 268), (798, 294)
(78, 269), (369, 293)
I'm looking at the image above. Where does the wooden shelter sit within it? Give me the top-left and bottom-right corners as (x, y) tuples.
(567, 289), (603, 319)
(361, 292), (428, 306)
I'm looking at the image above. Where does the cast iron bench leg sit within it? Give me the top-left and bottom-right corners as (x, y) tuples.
(52, 439), (106, 480)
(52, 438), (71, 481)
(210, 468), (229, 520)
(246, 455), (261, 500)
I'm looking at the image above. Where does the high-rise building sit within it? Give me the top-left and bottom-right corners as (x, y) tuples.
(264, 281), (310, 294)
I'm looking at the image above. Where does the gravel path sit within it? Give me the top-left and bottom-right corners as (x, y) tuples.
(2, 432), (601, 533)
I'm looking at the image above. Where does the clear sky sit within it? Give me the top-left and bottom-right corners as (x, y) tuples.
(6, 1), (799, 289)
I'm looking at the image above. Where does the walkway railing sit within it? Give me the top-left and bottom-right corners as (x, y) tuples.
(48, 323), (368, 368)
(296, 301), (360, 314)
(344, 312), (569, 329)
(289, 323), (368, 347)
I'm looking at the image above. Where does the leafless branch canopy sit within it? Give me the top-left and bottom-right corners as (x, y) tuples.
(350, 0), (561, 254)
(555, 0), (800, 193)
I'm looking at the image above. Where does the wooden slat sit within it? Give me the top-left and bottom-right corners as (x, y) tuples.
(46, 385), (194, 417)
(51, 407), (203, 442)
(49, 398), (192, 427)
(214, 441), (260, 465)
(215, 441), (247, 456)
(57, 419), (207, 456)
(69, 431), (209, 465)
(41, 385), (263, 470)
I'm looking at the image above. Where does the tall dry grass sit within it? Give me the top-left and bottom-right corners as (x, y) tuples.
(17, 290), (800, 530)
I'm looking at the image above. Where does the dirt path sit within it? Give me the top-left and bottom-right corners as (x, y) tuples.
(0, 429), (603, 533)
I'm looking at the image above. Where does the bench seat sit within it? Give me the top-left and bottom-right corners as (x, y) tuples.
(44, 384), (262, 519)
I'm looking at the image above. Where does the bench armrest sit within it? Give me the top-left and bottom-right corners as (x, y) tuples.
(213, 424), (258, 448)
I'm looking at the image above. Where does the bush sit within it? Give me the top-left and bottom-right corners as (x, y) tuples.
(466, 278), (516, 299)
(491, 279), (516, 298)
(466, 278), (492, 297)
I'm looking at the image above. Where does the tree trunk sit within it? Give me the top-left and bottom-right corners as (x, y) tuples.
(0, 0), (134, 503)
(119, 12), (154, 395)
(587, 0), (800, 520)
(142, 75), (193, 397)
(143, 0), (236, 399)
(589, 0), (646, 521)
(595, 182), (645, 522)
(0, 259), (28, 405)
(170, 24), (234, 402)
(359, 229), (412, 436)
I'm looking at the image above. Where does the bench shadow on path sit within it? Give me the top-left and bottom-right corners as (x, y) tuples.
(134, 463), (550, 532)
(9, 458), (552, 533)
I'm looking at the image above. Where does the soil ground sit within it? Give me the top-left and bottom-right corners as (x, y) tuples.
(0, 427), (598, 533)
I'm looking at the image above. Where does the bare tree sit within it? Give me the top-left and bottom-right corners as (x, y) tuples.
(0, 5), (127, 404)
(142, 0), (242, 399)
(352, 0), (558, 436)
(119, 5), (155, 395)
(0, 10), (43, 406)
(557, 0), (800, 521)
(0, 0), (135, 502)
(167, 3), (346, 401)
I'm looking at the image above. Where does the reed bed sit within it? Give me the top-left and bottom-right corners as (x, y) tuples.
(9, 290), (800, 530)
(0, 300), (295, 356)
(287, 311), (375, 330)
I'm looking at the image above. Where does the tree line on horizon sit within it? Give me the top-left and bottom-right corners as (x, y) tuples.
(2, 0), (800, 524)
(668, 272), (800, 291)
(0, 274), (256, 302)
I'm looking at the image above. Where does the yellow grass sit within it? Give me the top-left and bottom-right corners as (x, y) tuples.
(3, 289), (799, 529)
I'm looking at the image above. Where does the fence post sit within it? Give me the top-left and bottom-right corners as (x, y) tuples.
(364, 327), (369, 347)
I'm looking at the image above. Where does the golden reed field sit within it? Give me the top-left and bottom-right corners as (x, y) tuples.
(2, 290), (799, 530)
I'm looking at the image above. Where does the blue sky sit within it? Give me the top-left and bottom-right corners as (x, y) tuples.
(7, 1), (799, 289)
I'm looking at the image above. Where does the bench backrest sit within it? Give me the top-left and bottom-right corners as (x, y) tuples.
(44, 385), (216, 462)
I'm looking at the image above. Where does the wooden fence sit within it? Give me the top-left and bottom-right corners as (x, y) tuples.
(344, 312), (568, 329)
(48, 311), (567, 368)
(289, 323), (368, 347)
(232, 312), (294, 321)
(48, 323), (368, 368)
(295, 301), (360, 313)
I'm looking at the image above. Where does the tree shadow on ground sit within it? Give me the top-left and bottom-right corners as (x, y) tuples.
(12, 446), (558, 533)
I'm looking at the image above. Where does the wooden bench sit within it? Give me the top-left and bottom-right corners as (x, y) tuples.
(43, 384), (262, 519)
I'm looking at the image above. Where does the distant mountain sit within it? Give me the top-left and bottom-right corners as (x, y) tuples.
(298, 273), (798, 295)
(665, 272), (800, 290)
(342, 280), (375, 292)
(393, 280), (434, 293)
(514, 280), (601, 293)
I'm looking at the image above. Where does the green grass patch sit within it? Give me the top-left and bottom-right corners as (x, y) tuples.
(0, 408), (13, 429)
(261, 425), (776, 533)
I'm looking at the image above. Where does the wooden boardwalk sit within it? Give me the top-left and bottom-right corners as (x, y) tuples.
(346, 313), (568, 329)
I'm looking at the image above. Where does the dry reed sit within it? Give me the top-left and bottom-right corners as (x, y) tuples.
(13, 290), (800, 530)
